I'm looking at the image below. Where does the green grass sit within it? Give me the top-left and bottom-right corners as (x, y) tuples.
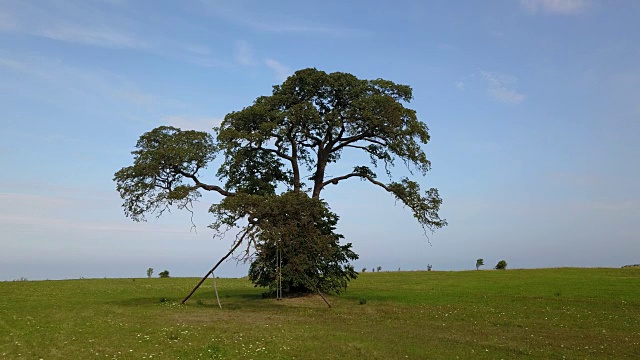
(1, 268), (639, 359)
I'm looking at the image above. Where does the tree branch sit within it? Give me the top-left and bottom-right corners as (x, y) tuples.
(321, 173), (363, 188)
(320, 172), (389, 193)
(181, 225), (253, 303)
(176, 169), (235, 197)
(255, 146), (294, 162)
(331, 133), (370, 153)
(363, 137), (389, 147)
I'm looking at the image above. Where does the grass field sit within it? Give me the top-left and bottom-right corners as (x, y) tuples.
(1, 268), (639, 359)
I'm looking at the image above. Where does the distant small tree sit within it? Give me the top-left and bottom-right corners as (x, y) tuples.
(159, 270), (170, 278)
(362, 267), (367, 273)
(475, 259), (484, 270)
(495, 260), (507, 270)
(377, 266), (382, 272)
(427, 264), (432, 271)
(146, 267), (154, 278)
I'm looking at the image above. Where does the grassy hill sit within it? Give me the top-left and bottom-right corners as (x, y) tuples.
(1, 268), (639, 359)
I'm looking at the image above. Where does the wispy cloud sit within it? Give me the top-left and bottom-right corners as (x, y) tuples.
(264, 59), (291, 82)
(0, 1), (147, 49)
(37, 25), (147, 48)
(234, 40), (255, 66)
(588, 200), (639, 212)
(163, 116), (222, 132)
(546, 172), (603, 187)
(185, 44), (212, 56)
(118, 90), (155, 106)
(0, 57), (49, 78)
(0, 192), (192, 234)
(480, 71), (526, 104)
(520, 0), (590, 14)
(201, 1), (365, 37)
(0, 12), (17, 30)
(0, 54), (166, 112)
(455, 81), (466, 91)
(0, 2), (228, 68)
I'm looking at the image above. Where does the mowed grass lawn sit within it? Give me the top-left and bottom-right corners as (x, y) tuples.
(1, 268), (639, 359)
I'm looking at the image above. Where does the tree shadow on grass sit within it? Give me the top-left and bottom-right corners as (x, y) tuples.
(111, 290), (264, 309)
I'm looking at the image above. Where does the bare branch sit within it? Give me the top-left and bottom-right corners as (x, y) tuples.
(321, 171), (391, 193)
(176, 169), (235, 197)
(321, 173), (363, 188)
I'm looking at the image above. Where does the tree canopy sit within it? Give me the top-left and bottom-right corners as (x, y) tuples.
(114, 68), (447, 297)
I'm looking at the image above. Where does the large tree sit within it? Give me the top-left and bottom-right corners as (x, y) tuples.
(114, 68), (446, 300)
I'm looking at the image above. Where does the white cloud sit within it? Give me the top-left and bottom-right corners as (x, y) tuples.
(455, 81), (466, 91)
(185, 44), (212, 55)
(480, 71), (526, 104)
(37, 25), (147, 48)
(0, 1), (146, 49)
(520, 0), (589, 14)
(0, 57), (48, 78)
(163, 116), (222, 132)
(545, 172), (603, 187)
(201, 1), (365, 37)
(0, 192), (201, 235)
(0, 54), (174, 113)
(264, 59), (291, 82)
(0, 12), (17, 30)
(118, 90), (155, 106)
(234, 40), (255, 66)
(588, 200), (639, 213)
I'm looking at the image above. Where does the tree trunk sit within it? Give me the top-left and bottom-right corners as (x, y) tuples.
(311, 153), (328, 199)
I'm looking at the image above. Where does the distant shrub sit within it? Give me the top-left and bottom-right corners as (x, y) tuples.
(361, 268), (367, 273)
(147, 268), (154, 278)
(495, 260), (507, 270)
(476, 258), (484, 270)
(427, 264), (432, 271)
(159, 270), (170, 278)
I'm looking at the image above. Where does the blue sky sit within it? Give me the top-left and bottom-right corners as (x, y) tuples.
(1, 0), (639, 280)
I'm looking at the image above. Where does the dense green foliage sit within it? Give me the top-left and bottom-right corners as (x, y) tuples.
(476, 258), (484, 270)
(495, 260), (508, 270)
(246, 192), (358, 294)
(114, 68), (446, 295)
(1, 268), (639, 359)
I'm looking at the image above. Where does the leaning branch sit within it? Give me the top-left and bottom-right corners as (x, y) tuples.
(181, 226), (253, 304)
